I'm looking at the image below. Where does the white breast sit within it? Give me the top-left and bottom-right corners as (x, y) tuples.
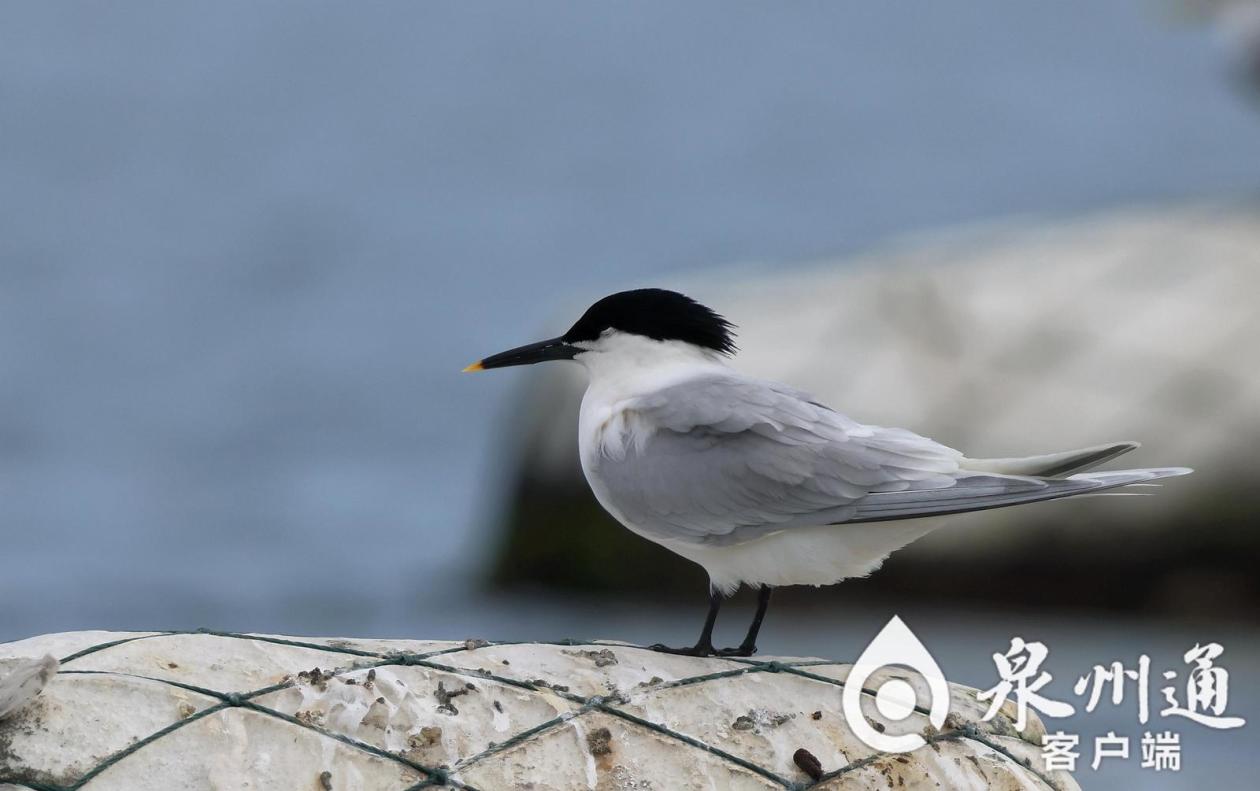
(577, 386), (658, 541)
(574, 333), (728, 542)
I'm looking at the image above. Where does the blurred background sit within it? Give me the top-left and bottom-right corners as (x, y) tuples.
(2, 2), (1258, 787)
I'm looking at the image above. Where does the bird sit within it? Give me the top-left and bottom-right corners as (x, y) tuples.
(463, 288), (1191, 657)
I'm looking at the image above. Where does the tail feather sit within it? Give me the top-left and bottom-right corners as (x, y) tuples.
(962, 442), (1139, 478)
(848, 467), (1192, 523)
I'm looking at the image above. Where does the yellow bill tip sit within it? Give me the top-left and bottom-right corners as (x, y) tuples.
(462, 360), (485, 373)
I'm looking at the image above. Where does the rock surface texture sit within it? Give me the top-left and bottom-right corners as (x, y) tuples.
(0, 631), (1078, 790)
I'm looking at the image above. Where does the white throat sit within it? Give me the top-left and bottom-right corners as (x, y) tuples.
(574, 331), (728, 399)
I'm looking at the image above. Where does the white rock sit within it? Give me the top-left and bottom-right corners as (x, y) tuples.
(0, 631), (1077, 790)
(0, 656), (57, 721)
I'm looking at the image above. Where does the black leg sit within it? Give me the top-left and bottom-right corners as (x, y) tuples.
(650, 588), (723, 656)
(719, 585), (772, 657)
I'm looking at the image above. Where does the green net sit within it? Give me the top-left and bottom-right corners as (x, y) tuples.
(0, 629), (1058, 790)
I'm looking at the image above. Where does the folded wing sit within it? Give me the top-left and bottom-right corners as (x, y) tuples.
(594, 373), (963, 546)
(849, 467), (1191, 522)
(593, 373), (1190, 548)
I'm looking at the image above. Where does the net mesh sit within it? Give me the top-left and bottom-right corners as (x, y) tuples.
(0, 629), (1059, 790)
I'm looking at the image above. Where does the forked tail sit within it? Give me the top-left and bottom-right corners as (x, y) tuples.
(962, 441), (1141, 478)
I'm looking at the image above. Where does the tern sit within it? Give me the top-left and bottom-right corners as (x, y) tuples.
(465, 289), (1191, 657)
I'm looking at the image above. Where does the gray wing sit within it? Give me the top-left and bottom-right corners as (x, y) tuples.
(592, 373), (966, 546)
(848, 467), (1192, 522)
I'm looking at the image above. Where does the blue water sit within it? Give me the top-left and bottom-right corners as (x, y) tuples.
(2, 1), (1259, 641)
